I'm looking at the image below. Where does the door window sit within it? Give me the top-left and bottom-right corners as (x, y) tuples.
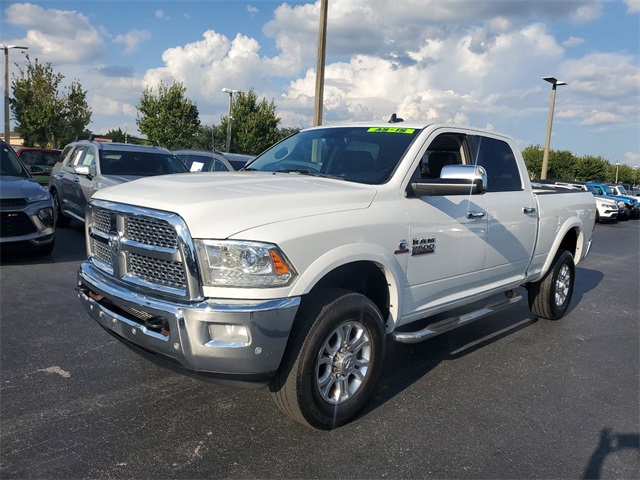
(469, 136), (522, 192)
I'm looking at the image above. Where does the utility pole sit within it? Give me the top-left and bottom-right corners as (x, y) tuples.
(312, 0), (328, 126)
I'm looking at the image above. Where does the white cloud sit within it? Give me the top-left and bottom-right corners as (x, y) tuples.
(563, 36), (585, 47)
(114, 29), (151, 55)
(624, 152), (640, 166)
(247, 5), (258, 15)
(625, 0), (640, 13)
(155, 9), (165, 19)
(4, 2), (104, 63)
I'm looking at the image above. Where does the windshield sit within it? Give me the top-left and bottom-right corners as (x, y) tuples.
(100, 150), (188, 176)
(1, 143), (30, 178)
(603, 185), (615, 194)
(585, 185), (599, 195)
(616, 186), (628, 194)
(247, 126), (421, 185)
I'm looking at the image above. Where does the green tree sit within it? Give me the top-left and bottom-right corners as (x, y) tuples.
(105, 128), (127, 143)
(136, 81), (200, 150)
(574, 155), (609, 182)
(11, 57), (92, 148)
(522, 145), (543, 179)
(547, 150), (577, 181)
(220, 89), (281, 155)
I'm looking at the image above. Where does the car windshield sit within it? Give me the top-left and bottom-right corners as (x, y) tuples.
(1, 144), (30, 178)
(616, 186), (628, 194)
(585, 185), (599, 195)
(247, 126), (421, 185)
(603, 185), (615, 194)
(19, 150), (61, 167)
(100, 150), (188, 176)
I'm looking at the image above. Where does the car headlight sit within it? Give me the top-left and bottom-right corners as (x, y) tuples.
(27, 190), (50, 202)
(194, 240), (297, 288)
(617, 201), (626, 209)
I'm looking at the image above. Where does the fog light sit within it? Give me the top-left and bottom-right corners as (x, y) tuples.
(37, 207), (54, 228)
(207, 324), (250, 347)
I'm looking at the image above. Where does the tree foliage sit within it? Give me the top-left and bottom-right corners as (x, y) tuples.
(219, 89), (282, 155)
(11, 57), (91, 148)
(136, 81), (200, 150)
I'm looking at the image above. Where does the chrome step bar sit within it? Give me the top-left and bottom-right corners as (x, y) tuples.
(391, 291), (523, 344)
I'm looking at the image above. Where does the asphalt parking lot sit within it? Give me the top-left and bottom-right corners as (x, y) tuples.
(1, 219), (638, 479)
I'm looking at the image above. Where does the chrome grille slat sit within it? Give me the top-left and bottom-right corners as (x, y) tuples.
(93, 209), (111, 234)
(93, 239), (112, 266)
(125, 216), (177, 248)
(128, 252), (186, 289)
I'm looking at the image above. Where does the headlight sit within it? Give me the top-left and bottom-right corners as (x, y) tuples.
(194, 240), (297, 288)
(617, 201), (626, 209)
(27, 190), (50, 202)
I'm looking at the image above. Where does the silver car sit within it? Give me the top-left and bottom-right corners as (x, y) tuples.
(49, 139), (188, 227)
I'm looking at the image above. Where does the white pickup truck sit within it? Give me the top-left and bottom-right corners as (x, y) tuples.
(77, 122), (595, 429)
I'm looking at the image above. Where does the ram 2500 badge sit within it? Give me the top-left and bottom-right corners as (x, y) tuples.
(77, 122), (595, 429)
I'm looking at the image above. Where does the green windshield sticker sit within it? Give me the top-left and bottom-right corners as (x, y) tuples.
(367, 127), (415, 134)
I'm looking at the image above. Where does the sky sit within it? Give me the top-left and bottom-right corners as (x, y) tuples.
(1, 0), (639, 166)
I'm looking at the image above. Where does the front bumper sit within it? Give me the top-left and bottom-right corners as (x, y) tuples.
(78, 260), (300, 388)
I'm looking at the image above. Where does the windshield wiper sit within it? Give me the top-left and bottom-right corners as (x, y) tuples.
(276, 169), (342, 180)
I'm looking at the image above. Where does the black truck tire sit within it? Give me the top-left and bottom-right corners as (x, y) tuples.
(270, 288), (386, 430)
(527, 249), (575, 320)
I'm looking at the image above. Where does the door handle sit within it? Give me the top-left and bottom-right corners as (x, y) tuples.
(467, 211), (486, 219)
(522, 207), (536, 214)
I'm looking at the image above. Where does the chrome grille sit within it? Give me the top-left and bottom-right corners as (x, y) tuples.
(93, 209), (111, 234)
(93, 239), (112, 266)
(125, 216), (177, 248)
(128, 252), (186, 290)
(88, 201), (199, 300)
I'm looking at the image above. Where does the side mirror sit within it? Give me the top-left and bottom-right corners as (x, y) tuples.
(74, 164), (92, 178)
(409, 165), (487, 197)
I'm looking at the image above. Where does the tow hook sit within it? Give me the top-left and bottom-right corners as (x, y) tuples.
(144, 316), (170, 336)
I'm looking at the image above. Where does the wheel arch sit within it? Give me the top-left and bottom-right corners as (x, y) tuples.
(289, 245), (405, 332)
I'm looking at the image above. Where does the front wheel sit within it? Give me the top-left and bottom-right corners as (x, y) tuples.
(270, 289), (386, 430)
(527, 249), (575, 320)
(52, 190), (71, 228)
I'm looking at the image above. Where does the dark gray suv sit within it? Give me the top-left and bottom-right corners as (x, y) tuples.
(1, 140), (55, 255)
(49, 139), (188, 227)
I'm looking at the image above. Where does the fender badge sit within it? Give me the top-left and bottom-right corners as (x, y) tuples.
(394, 240), (410, 255)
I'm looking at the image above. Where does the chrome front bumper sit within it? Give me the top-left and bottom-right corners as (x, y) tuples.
(78, 260), (300, 387)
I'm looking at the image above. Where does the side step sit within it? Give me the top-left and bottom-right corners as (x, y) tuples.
(390, 291), (523, 344)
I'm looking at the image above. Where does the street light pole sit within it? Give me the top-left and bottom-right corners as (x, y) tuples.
(541, 76), (566, 180)
(221, 88), (239, 153)
(615, 162), (620, 184)
(313, 0), (329, 126)
(3, 44), (28, 143)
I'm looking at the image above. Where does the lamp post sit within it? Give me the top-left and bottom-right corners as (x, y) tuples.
(540, 76), (566, 180)
(313, 0), (329, 126)
(615, 162), (620, 184)
(3, 44), (28, 143)
(221, 87), (239, 153)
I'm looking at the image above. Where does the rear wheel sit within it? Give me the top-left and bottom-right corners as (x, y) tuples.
(527, 249), (575, 320)
(52, 190), (71, 228)
(270, 289), (386, 430)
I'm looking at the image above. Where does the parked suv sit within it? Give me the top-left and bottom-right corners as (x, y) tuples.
(587, 182), (639, 220)
(49, 139), (188, 227)
(555, 181), (620, 223)
(1, 140), (55, 255)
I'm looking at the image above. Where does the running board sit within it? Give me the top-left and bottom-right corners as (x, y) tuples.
(391, 291), (523, 344)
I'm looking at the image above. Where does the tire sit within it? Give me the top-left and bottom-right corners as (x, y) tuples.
(527, 249), (575, 320)
(595, 210), (600, 223)
(52, 190), (71, 228)
(270, 288), (386, 430)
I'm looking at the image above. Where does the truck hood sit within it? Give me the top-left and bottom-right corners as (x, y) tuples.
(93, 172), (377, 238)
(0, 176), (50, 200)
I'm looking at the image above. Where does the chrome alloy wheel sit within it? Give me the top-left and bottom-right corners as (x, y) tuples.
(554, 264), (571, 307)
(315, 321), (372, 404)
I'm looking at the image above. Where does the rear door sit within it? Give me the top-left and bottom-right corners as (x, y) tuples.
(468, 135), (537, 287)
